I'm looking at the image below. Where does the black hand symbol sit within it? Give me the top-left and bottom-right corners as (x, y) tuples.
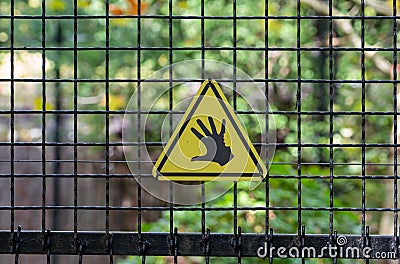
(190, 116), (234, 166)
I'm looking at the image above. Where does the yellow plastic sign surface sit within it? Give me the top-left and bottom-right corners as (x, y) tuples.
(152, 80), (267, 181)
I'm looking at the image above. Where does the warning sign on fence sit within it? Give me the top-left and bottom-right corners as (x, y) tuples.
(153, 80), (266, 181)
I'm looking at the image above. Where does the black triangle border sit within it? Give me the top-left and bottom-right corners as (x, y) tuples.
(156, 80), (264, 178)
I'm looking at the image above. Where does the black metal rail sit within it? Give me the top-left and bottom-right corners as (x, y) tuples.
(0, 230), (397, 259)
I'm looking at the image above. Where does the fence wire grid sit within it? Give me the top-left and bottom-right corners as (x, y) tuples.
(0, 0), (399, 263)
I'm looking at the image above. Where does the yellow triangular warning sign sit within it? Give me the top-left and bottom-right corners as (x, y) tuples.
(153, 80), (267, 181)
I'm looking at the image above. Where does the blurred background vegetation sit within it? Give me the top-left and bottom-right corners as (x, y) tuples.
(0, 0), (399, 263)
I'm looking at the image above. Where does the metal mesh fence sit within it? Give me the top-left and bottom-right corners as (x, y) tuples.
(0, 0), (399, 263)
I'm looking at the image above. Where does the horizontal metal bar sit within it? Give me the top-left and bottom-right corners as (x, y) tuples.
(4, 141), (398, 147)
(0, 142), (398, 147)
(0, 46), (398, 52)
(0, 205), (397, 212)
(0, 14), (399, 20)
(0, 173), (396, 180)
(0, 231), (397, 258)
(0, 109), (398, 116)
(0, 78), (399, 84)
(0, 160), (396, 167)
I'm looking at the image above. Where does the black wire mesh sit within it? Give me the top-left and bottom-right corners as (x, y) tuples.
(0, 0), (399, 263)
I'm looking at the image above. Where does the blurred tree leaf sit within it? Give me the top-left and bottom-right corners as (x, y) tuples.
(49, 0), (66, 11)
(33, 97), (54, 111)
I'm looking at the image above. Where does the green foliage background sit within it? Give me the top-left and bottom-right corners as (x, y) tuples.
(0, 0), (398, 263)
